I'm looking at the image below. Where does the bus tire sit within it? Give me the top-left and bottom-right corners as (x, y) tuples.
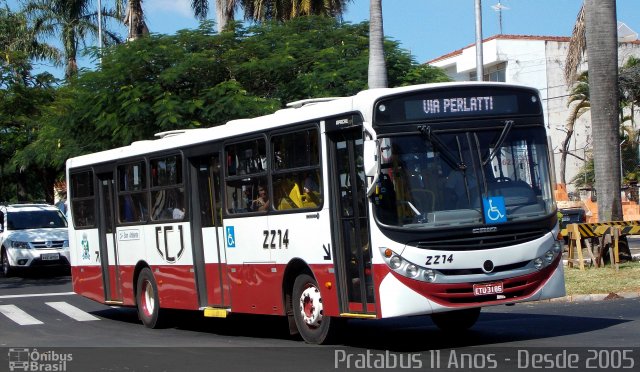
(292, 273), (340, 344)
(136, 267), (164, 328)
(1, 249), (13, 277)
(431, 307), (481, 331)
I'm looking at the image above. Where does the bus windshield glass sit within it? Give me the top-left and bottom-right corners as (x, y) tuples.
(373, 125), (554, 229)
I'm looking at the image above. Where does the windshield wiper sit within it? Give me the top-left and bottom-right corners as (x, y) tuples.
(483, 120), (514, 165)
(417, 125), (466, 171)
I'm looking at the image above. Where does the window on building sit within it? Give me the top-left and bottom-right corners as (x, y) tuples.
(470, 62), (506, 82)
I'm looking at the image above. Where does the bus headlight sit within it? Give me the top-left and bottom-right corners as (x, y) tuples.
(389, 255), (402, 269)
(545, 250), (554, 263)
(380, 247), (441, 283)
(533, 258), (543, 270)
(406, 264), (419, 278)
(424, 269), (436, 282)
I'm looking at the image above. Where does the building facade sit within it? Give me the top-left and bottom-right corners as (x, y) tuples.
(429, 34), (640, 192)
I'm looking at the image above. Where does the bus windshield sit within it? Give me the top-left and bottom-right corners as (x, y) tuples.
(373, 125), (554, 229)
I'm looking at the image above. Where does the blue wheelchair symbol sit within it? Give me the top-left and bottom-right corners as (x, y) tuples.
(226, 226), (236, 248)
(483, 197), (507, 224)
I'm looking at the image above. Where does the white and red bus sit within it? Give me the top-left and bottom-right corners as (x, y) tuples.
(66, 82), (565, 344)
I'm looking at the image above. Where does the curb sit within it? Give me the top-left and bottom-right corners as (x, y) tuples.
(537, 256), (640, 303)
(545, 291), (640, 303)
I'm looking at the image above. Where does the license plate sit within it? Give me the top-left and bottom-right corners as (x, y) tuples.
(41, 253), (59, 261)
(473, 282), (504, 296)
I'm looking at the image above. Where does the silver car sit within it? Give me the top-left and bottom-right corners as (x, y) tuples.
(0, 204), (69, 276)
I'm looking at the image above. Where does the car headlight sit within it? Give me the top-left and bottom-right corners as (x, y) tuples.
(63, 240), (69, 248)
(11, 241), (30, 249)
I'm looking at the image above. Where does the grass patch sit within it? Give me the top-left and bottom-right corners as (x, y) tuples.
(564, 261), (640, 295)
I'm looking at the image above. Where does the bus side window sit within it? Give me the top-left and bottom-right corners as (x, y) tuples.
(271, 127), (322, 211)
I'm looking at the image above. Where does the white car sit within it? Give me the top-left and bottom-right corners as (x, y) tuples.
(0, 204), (70, 277)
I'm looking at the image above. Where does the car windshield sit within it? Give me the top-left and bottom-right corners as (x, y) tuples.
(7, 210), (68, 230)
(373, 125), (554, 229)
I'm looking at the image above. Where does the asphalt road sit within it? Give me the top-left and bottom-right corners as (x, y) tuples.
(1, 272), (639, 371)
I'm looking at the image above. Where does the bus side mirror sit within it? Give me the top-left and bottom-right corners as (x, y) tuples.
(363, 139), (378, 177)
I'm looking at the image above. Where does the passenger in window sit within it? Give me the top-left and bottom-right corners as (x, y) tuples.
(303, 174), (319, 194)
(252, 186), (270, 211)
(173, 206), (185, 219)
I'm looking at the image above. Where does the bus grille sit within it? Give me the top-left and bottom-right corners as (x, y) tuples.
(429, 274), (541, 305)
(413, 230), (547, 251)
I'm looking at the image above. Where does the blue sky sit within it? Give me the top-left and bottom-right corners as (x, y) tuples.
(6, 0), (640, 73)
(143, 0), (640, 63)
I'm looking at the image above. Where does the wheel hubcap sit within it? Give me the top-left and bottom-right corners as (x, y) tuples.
(299, 284), (323, 328)
(142, 281), (154, 316)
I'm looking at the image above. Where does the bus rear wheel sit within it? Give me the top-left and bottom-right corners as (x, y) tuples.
(431, 307), (481, 331)
(136, 267), (164, 328)
(292, 273), (340, 344)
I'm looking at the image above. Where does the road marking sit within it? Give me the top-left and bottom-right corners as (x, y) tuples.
(0, 292), (75, 299)
(45, 302), (99, 322)
(0, 304), (43, 325)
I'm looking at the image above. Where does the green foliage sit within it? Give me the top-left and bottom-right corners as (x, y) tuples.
(571, 157), (595, 189)
(2, 16), (451, 201)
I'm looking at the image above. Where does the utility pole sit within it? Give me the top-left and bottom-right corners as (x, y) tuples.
(474, 0), (484, 81)
(97, 0), (103, 63)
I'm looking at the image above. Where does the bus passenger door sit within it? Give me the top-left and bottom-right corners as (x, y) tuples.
(96, 172), (123, 303)
(189, 155), (230, 307)
(327, 127), (376, 315)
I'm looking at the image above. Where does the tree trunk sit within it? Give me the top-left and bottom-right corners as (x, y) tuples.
(216, 0), (233, 33)
(368, 0), (387, 89)
(585, 0), (622, 221)
(559, 127), (574, 185)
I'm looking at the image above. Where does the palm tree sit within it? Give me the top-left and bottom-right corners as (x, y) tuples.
(565, 1), (622, 221)
(192, 0), (228, 32)
(23, 0), (122, 79)
(564, 4), (585, 85)
(191, 0), (351, 33)
(242, 0), (350, 21)
(0, 6), (60, 82)
(367, 0), (386, 89)
(123, 0), (148, 40)
(560, 71), (590, 185)
(584, 0), (621, 221)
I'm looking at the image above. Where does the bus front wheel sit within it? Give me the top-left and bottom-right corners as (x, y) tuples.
(292, 273), (341, 344)
(430, 307), (481, 331)
(136, 267), (164, 328)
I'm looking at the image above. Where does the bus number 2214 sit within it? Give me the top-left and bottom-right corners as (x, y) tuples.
(426, 254), (453, 265)
(263, 229), (289, 249)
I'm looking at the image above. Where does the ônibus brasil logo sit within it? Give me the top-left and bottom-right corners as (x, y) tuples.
(8, 348), (73, 372)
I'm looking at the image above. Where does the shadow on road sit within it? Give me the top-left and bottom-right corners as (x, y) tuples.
(0, 269), (71, 289)
(89, 303), (632, 351)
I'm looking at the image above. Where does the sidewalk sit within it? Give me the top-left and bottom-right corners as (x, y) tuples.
(545, 253), (640, 303)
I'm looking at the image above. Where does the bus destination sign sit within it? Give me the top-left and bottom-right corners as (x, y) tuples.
(404, 94), (518, 120)
(422, 96), (495, 115)
(374, 88), (541, 125)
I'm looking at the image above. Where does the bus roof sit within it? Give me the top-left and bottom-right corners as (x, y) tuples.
(66, 82), (536, 169)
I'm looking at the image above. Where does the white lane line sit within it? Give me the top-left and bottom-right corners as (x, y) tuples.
(0, 292), (75, 299)
(0, 305), (43, 325)
(45, 302), (100, 322)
